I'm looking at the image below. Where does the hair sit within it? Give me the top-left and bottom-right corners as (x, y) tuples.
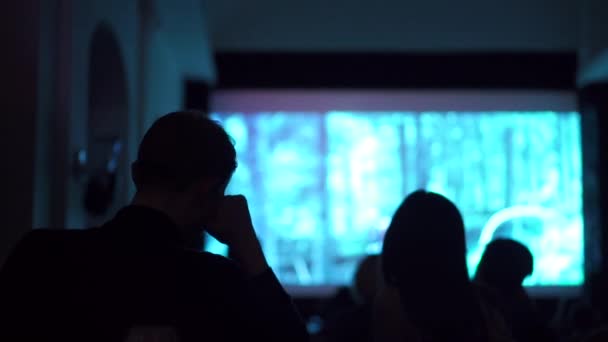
(352, 254), (380, 305)
(381, 190), (485, 342)
(132, 111), (237, 192)
(475, 238), (533, 292)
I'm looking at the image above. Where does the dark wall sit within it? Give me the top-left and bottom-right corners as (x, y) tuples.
(580, 83), (608, 314)
(0, 1), (40, 265)
(212, 52), (576, 89)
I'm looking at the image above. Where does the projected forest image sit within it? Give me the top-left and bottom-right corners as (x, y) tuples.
(209, 112), (583, 288)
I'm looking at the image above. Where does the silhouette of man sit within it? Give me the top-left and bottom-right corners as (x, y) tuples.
(0, 111), (309, 342)
(474, 238), (555, 342)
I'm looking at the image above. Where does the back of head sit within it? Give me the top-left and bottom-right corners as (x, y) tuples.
(353, 254), (380, 305)
(475, 238), (533, 293)
(382, 190), (469, 287)
(381, 190), (482, 341)
(132, 111), (236, 192)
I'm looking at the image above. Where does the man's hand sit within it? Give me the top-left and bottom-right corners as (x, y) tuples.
(206, 195), (269, 276)
(206, 195), (255, 245)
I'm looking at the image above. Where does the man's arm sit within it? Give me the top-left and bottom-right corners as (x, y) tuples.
(207, 195), (309, 342)
(241, 268), (309, 342)
(233, 239), (309, 342)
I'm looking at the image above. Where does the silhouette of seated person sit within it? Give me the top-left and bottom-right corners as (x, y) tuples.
(320, 285), (357, 324)
(561, 299), (605, 342)
(320, 254), (380, 342)
(474, 238), (556, 342)
(0, 111), (309, 342)
(373, 190), (512, 342)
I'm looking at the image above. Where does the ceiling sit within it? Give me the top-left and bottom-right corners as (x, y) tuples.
(203, 0), (580, 52)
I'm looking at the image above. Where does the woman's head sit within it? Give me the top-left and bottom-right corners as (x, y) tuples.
(380, 190), (482, 340)
(381, 190), (470, 288)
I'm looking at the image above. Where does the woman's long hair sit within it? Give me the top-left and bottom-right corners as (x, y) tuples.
(381, 190), (485, 341)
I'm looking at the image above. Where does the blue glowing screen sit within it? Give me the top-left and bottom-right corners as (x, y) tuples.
(207, 112), (583, 288)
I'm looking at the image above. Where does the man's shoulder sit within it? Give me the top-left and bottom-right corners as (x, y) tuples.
(15, 228), (93, 251)
(2, 229), (100, 281)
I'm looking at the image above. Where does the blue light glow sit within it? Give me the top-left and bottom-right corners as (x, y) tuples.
(207, 111), (583, 288)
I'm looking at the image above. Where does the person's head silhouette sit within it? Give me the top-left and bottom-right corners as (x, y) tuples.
(382, 190), (469, 288)
(474, 238), (533, 292)
(380, 190), (483, 341)
(131, 111), (236, 250)
(352, 254), (380, 305)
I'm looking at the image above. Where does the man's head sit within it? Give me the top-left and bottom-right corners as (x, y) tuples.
(132, 111), (236, 247)
(474, 238), (533, 292)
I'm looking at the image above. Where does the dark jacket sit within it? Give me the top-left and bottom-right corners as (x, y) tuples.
(321, 303), (373, 342)
(0, 206), (309, 342)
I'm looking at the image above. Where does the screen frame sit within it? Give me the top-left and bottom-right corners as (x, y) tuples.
(210, 100), (584, 297)
(188, 52), (596, 299)
(211, 89), (577, 113)
(285, 285), (584, 299)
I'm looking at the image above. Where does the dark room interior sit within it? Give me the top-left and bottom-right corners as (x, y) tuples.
(2, 1), (608, 341)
